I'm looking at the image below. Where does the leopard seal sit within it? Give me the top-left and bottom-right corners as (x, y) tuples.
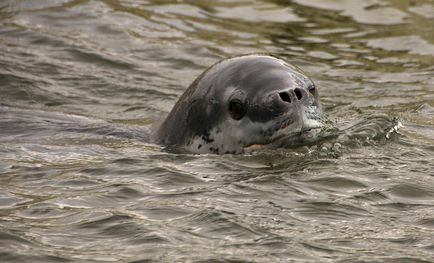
(152, 55), (323, 154)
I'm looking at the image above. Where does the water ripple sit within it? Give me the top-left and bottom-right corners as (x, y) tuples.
(1, 0), (434, 262)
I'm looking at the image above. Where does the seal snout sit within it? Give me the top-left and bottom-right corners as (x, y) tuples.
(278, 88), (305, 104)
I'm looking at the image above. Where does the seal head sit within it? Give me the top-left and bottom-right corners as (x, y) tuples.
(152, 55), (323, 154)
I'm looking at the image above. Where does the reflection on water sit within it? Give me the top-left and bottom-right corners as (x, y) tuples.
(0, 0), (433, 262)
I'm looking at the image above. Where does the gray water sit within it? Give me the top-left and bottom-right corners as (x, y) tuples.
(0, 0), (433, 262)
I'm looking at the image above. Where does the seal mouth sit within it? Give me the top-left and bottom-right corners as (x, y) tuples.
(242, 115), (323, 153)
(270, 120), (322, 146)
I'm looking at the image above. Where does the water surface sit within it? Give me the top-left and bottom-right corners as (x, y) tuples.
(0, 0), (433, 262)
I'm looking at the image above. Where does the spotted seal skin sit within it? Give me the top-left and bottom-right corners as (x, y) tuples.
(152, 55), (323, 154)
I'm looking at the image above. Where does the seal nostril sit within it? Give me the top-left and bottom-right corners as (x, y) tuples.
(294, 88), (303, 100)
(278, 92), (291, 103)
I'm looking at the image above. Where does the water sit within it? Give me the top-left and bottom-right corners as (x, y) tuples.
(0, 0), (433, 262)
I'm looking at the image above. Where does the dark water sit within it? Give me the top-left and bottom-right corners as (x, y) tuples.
(1, 0), (433, 262)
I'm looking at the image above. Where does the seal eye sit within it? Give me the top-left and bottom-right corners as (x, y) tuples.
(308, 84), (316, 94)
(229, 99), (245, 120)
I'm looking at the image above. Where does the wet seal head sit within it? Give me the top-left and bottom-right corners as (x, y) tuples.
(152, 55), (323, 154)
